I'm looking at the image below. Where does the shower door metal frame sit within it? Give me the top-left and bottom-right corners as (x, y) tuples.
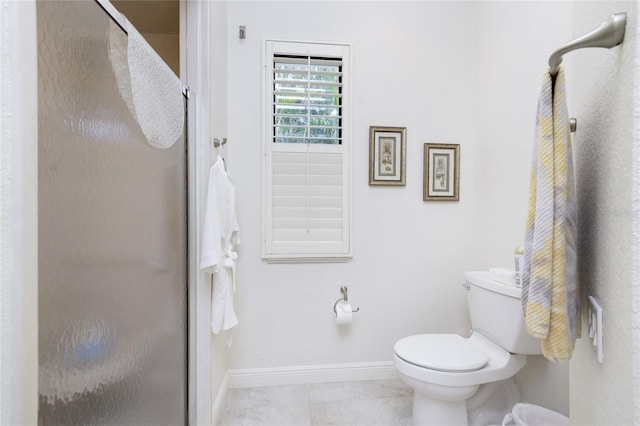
(96, 2), (200, 424)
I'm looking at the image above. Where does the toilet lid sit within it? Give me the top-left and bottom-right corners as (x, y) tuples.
(394, 334), (490, 372)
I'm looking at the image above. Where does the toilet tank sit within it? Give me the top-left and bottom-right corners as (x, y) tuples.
(464, 271), (541, 355)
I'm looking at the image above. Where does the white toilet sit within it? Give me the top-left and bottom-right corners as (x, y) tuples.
(393, 271), (541, 426)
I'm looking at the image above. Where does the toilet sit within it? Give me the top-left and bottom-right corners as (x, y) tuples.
(393, 271), (541, 426)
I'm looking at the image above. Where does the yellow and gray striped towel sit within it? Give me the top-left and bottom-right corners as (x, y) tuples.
(521, 67), (580, 362)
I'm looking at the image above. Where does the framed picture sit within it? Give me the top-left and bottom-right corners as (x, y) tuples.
(423, 143), (460, 201)
(369, 126), (406, 186)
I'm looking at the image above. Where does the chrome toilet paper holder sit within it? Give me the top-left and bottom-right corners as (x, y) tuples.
(333, 286), (360, 314)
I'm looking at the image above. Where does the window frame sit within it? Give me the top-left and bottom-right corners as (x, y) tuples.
(262, 40), (353, 262)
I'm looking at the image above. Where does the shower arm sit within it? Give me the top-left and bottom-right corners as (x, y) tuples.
(548, 13), (627, 76)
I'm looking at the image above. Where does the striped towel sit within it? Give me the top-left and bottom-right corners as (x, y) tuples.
(521, 67), (580, 362)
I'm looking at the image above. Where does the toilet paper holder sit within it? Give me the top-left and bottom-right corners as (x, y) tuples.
(333, 286), (360, 314)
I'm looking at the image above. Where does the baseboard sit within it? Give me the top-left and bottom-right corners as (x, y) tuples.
(227, 361), (398, 388)
(211, 371), (229, 425)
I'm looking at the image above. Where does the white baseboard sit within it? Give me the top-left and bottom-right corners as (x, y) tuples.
(211, 372), (229, 425)
(227, 361), (398, 389)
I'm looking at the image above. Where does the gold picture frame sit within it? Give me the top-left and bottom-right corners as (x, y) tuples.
(423, 143), (460, 201)
(369, 126), (406, 186)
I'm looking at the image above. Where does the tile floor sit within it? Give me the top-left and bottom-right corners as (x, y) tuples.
(218, 379), (414, 426)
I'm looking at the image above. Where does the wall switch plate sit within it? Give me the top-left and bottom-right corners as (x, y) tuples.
(588, 296), (603, 364)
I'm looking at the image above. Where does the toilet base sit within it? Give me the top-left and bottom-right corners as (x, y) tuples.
(467, 379), (520, 426)
(413, 392), (469, 426)
(402, 376), (521, 426)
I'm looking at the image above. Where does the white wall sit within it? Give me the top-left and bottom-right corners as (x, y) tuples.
(218, 1), (576, 415)
(470, 2), (572, 415)
(185, 1), (223, 423)
(224, 1), (477, 370)
(569, 2), (640, 424)
(471, 2), (573, 269)
(208, 0), (232, 419)
(0, 1), (39, 424)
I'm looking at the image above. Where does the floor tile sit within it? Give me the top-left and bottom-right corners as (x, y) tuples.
(220, 404), (311, 426)
(219, 379), (413, 426)
(220, 384), (311, 426)
(308, 379), (411, 404)
(226, 384), (309, 411)
(309, 396), (413, 426)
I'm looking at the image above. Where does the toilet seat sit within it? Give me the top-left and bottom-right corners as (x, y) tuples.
(394, 334), (489, 372)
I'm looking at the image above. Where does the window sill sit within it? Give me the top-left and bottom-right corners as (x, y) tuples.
(263, 254), (352, 264)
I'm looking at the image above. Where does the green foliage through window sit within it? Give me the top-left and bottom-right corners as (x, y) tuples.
(273, 55), (342, 144)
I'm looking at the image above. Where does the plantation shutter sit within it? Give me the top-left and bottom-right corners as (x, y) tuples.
(263, 41), (352, 261)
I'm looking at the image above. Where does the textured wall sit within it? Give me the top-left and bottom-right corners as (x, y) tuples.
(569, 2), (640, 424)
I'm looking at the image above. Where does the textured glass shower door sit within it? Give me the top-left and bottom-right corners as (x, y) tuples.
(38, 2), (187, 425)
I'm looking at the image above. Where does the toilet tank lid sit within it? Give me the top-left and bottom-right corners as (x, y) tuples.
(465, 271), (521, 298)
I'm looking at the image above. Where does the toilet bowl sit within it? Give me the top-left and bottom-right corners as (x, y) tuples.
(394, 333), (526, 425)
(393, 271), (541, 426)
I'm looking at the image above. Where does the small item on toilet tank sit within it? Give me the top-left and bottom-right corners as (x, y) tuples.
(514, 246), (524, 288)
(489, 267), (516, 286)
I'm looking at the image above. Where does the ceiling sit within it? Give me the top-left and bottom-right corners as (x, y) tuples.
(111, 0), (179, 34)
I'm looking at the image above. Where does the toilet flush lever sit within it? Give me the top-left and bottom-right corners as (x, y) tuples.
(462, 282), (471, 291)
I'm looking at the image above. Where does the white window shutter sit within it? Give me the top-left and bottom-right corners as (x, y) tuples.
(263, 41), (352, 261)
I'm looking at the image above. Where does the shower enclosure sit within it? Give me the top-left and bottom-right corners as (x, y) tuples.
(37, 1), (188, 424)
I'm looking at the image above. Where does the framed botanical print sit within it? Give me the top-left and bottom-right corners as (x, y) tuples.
(423, 143), (460, 201)
(369, 126), (406, 186)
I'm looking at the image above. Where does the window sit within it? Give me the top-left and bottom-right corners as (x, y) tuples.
(272, 55), (342, 145)
(263, 40), (352, 261)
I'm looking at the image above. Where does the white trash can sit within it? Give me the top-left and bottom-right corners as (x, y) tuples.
(502, 403), (569, 426)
